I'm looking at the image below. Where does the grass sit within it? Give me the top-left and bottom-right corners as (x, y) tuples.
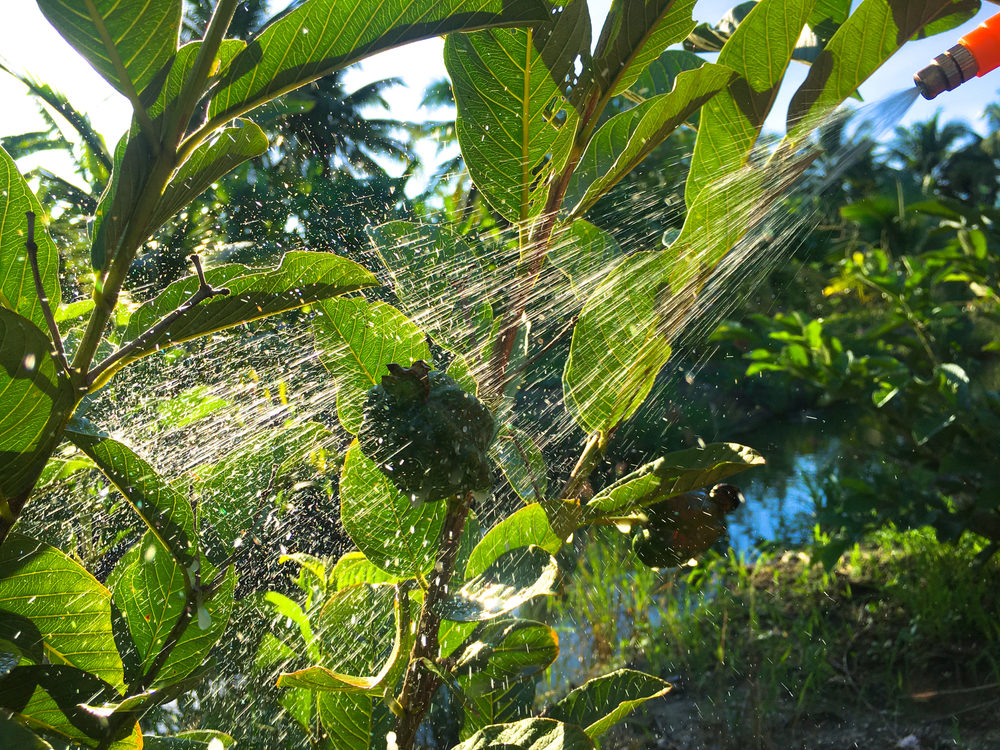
(544, 525), (1000, 748)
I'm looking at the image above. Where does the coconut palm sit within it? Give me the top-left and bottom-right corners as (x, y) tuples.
(888, 112), (976, 193)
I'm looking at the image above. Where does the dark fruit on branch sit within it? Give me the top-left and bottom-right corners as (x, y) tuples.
(358, 361), (496, 503)
(632, 483), (744, 568)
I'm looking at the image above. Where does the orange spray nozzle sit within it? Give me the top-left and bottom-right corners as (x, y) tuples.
(914, 11), (1000, 100)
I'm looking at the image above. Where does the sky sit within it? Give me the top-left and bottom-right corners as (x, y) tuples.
(2, 0), (999, 185)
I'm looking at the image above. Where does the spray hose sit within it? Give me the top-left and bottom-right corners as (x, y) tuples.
(914, 11), (1000, 99)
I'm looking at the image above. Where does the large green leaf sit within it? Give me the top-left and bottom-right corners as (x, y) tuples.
(438, 545), (559, 622)
(787, 0), (980, 133)
(562, 251), (673, 435)
(147, 119), (267, 235)
(0, 534), (123, 689)
(0, 309), (76, 513)
(591, 0), (698, 97)
(107, 534), (236, 688)
(546, 220), (621, 304)
(339, 441), (447, 578)
(586, 442), (764, 517)
(685, 0), (815, 207)
(565, 63), (734, 217)
(105, 252), (375, 379)
(66, 420), (196, 566)
(492, 426), (548, 503)
(458, 677), (536, 741)
(370, 221), (492, 355)
(455, 718), (595, 750)
(629, 48), (707, 100)
(312, 298), (431, 434)
(0, 146), (62, 330)
(331, 552), (404, 590)
(546, 668), (672, 738)
(317, 692), (393, 750)
(207, 0), (551, 124)
(465, 503), (563, 580)
(278, 583), (403, 692)
(445, 0), (587, 223)
(36, 0), (181, 98)
(452, 619), (559, 683)
(0, 715), (52, 749)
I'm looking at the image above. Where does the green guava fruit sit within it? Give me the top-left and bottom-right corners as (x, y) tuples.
(358, 360), (496, 503)
(632, 483), (744, 568)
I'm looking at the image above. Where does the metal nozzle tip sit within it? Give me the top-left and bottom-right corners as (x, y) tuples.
(914, 44), (979, 101)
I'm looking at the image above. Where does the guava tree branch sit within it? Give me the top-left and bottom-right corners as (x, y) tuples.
(87, 255), (230, 389)
(24, 211), (71, 378)
(394, 492), (472, 749)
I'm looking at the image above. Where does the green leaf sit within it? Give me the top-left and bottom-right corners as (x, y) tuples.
(109, 251), (376, 377)
(452, 619), (559, 683)
(339, 441), (447, 579)
(370, 221), (492, 355)
(445, 2), (586, 223)
(466, 503), (563, 580)
(787, 0), (979, 133)
(563, 251), (673, 434)
(155, 385), (229, 430)
(312, 298), (432, 434)
(546, 220), (622, 304)
(0, 146), (62, 330)
(278, 584), (402, 692)
(143, 731), (235, 749)
(587, 442), (764, 516)
(208, 0), (550, 124)
(0, 715), (52, 749)
(629, 49), (707, 100)
(0, 609), (44, 663)
(685, 0), (815, 208)
(492, 426), (548, 503)
(565, 63), (734, 217)
(107, 535), (235, 687)
(0, 534), (123, 689)
(66, 420), (196, 565)
(458, 678), (536, 741)
(147, 119), (268, 236)
(317, 692), (393, 750)
(546, 668), (672, 738)
(438, 545), (560, 622)
(593, 0), (698, 97)
(0, 309), (76, 512)
(455, 718), (595, 750)
(36, 0), (181, 98)
(0, 664), (124, 741)
(331, 551), (404, 590)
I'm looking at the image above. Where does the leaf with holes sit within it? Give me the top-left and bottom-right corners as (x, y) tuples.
(37, 0), (181, 98)
(546, 668), (672, 738)
(313, 298), (432, 435)
(0, 309), (75, 518)
(339, 441), (447, 578)
(207, 0), (550, 124)
(437, 545), (559, 622)
(445, 0), (588, 223)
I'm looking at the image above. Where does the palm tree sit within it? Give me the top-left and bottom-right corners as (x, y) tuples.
(888, 112), (976, 193)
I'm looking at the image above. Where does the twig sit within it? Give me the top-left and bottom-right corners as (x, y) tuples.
(25, 211), (71, 376)
(394, 492), (472, 749)
(88, 254), (230, 388)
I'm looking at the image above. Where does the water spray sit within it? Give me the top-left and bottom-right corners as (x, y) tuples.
(914, 10), (1000, 99)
